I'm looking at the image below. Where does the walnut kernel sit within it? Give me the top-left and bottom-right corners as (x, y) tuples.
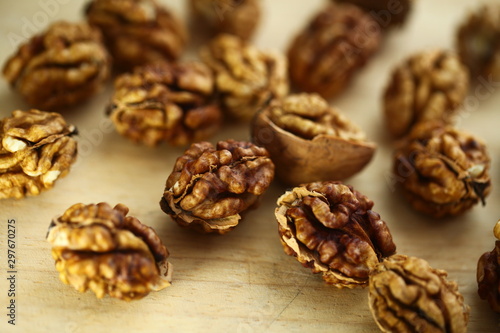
(477, 219), (500, 313)
(332, 0), (413, 27)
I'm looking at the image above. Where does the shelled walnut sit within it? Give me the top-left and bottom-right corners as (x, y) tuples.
(252, 93), (376, 185)
(85, 0), (187, 70)
(275, 181), (396, 288)
(287, 3), (381, 99)
(384, 50), (469, 138)
(477, 219), (500, 313)
(0, 110), (77, 199)
(457, 4), (500, 82)
(47, 202), (172, 301)
(393, 121), (491, 218)
(189, 0), (261, 40)
(369, 255), (469, 333)
(107, 62), (222, 146)
(200, 34), (288, 121)
(2, 21), (110, 110)
(332, 0), (413, 27)
(160, 140), (274, 234)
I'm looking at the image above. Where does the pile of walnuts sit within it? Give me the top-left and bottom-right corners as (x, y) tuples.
(1, 0), (499, 331)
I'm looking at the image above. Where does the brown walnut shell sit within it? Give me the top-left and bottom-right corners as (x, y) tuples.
(47, 202), (172, 301)
(287, 3), (381, 99)
(369, 255), (469, 333)
(393, 121), (491, 218)
(275, 181), (396, 288)
(85, 0), (187, 70)
(160, 140), (275, 234)
(252, 93), (376, 186)
(333, 0), (413, 27)
(2, 21), (111, 110)
(477, 219), (500, 313)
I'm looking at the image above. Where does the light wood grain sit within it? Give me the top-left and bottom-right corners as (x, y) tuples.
(1, 0), (500, 332)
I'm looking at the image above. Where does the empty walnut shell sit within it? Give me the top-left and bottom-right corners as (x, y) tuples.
(47, 202), (172, 301)
(457, 4), (500, 82)
(275, 181), (396, 288)
(477, 219), (500, 313)
(369, 255), (470, 333)
(200, 34), (289, 121)
(85, 0), (187, 70)
(252, 93), (376, 186)
(160, 140), (275, 234)
(393, 121), (491, 218)
(0, 110), (77, 199)
(287, 3), (381, 99)
(2, 21), (111, 110)
(384, 50), (469, 138)
(332, 0), (413, 27)
(189, 0), (261, 40)
(107, 62), (222, 146)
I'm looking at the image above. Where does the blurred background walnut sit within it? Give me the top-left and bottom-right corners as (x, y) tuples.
(477, 219), (500, 313)
(275, 181), (396, 288)
(332, 0), (413, 27)
(456, 4), (500, 83)
(287, 3), (381, 99)
(384, 50), (469, 138)
(200, 34), (288, 121)
(252, 93), (376, 185)
(189, 0), (261, 41)
(393, 121), (491, 218)
(107, 62), (222, 146)
(85, 0), (187, 71)
(47, 202), (172, 301)
(2, 21), (110, 110)
(0, 110), (77, 199)
(160, 140), (275, 234)
(369, 255), (469, 333)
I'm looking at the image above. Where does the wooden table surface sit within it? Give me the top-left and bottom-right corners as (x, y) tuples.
(1, 0), (500, 332)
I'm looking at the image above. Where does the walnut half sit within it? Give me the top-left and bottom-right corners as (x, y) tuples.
(47, 202), (172, 301)
(275, 181), (396, 288)
(369, 255), (469, 333)
(477, 219), (500, 313)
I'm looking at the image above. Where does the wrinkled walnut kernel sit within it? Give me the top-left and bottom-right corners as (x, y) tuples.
(160, 140), (275, 234)
(2, 21), (110, 110)
(200, 34), (289, 121)
(85, 0), (187, 70)
(333, 0), (413, 27)
(477, 219), (500, 313)
(393, 121), (491, 218)
(107, 62), (222, 146)
(369, 255), (469, 333)
(252, 93), (376, 185)
(275, 181), (396, 288)
(189, 0), (261, 40)
(287, 3), (381, 99)
(384, 50), (469, 138)
(457, 4), (500, 82)
(47, 202), (172, 301)
(0, 110), (77, 199)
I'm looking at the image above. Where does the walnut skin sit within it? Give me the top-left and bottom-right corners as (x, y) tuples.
(333, 0), (413, 27)
(393, 121), (491, 218)
(287, 3), (381, 99)
(252, 93), (376, 186)
(107, 62), (222, 147)
(2, 21), (110, 110)
(160, 140), (275, 234)
(369, 255), (469, 333)
(189, 0), (261, 40)
(457, 4), (500, 82)
(0, 110), (77, 199)
(47, 202), (172, 301)
(384, 50), (469, 138)
(477, 219), (500, 313)
(200, 34), (289, 121)
(85, 0), (187, 70)
(275, 181), (396, 288)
